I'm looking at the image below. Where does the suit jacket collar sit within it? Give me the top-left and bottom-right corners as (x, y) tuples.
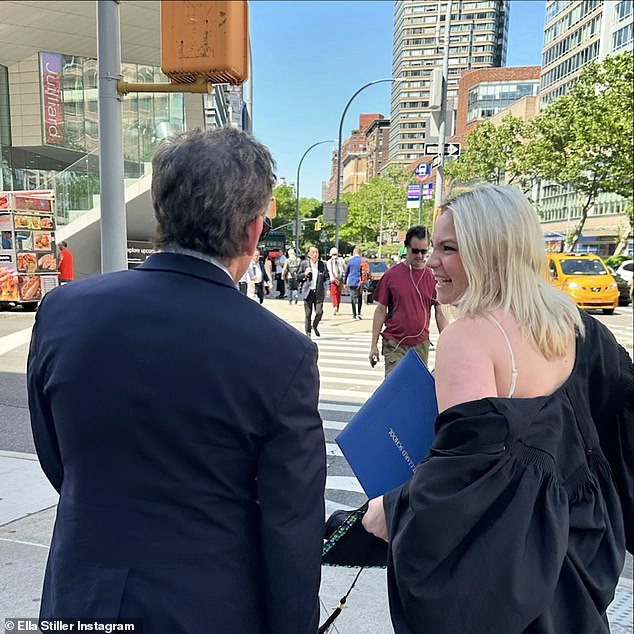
(138, 252), (237, 290)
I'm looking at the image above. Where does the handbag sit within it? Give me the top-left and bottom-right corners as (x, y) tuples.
(322, 502), (388, 568)
(319, 504), (387, 634)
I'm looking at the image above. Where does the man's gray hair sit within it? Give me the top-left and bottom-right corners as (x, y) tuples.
(151, 127), (276, 259)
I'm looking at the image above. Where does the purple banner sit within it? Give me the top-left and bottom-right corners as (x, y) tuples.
(40, 52), (64, 146)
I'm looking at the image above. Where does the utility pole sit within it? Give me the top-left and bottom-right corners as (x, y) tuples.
(434, 0), (452, 209)
(97, 0), (127, 273)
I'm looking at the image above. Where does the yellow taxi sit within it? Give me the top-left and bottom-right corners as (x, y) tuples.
(547, 253), (619, 314)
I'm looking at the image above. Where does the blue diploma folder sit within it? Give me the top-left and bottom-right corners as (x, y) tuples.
(336, 347), (438, 499)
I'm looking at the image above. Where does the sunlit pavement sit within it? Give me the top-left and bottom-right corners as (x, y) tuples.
(0, 299), (631, 632)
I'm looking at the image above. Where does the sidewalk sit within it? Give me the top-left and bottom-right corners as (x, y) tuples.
(1, 295), (632, 632)
(1, 448), (632, 632)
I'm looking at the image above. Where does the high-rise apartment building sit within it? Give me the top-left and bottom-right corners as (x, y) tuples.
(540, 0), (633, 107)
(538, 0), (633, 255)
(389, 0), (509, 165)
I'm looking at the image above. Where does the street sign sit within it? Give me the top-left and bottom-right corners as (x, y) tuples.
(407, 184), (421, 209)
(414, 162), (430, 177)
(431, 156), (441, 168)
(424, 142), (461, 157)
(319, 230), (327, 243)
(414, 162), (431, 183)
(323, 203), (349, 224)
(422, 183), (433, 200)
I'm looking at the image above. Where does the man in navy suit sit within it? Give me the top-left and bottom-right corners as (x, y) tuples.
(27, 127), (326, 633)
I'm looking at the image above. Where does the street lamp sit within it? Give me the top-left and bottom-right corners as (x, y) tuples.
(295, 139), (336, 249)
(334, 77), (404, 250)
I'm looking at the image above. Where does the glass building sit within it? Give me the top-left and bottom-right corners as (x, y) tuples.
(466, 78), (539, 122)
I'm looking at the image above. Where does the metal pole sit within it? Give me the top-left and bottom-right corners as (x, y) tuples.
(244, 38), (253, 133)
(434, 0), (452, 209)
(295, 140), (335, 249)
(334, 78), (402, 250)
(97, 0), (127, 273)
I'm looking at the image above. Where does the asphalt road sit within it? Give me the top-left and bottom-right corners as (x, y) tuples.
(0, 302), (632, 456)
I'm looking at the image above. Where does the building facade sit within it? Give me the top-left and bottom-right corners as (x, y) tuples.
(540, 0), (633, 107)
(365, 117), (391, 181)
(326, 113), (384, 199)
(389, 0), (509, 165)
(454, 65), (540, 139)
(538, 0), (633, 255)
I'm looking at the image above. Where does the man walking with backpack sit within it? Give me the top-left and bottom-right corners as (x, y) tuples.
(326, 247), (345, 315)
(282, 248), (300, 304)
(343, 247), (364, 320)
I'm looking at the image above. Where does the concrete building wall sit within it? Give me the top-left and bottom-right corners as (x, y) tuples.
(9, 54), (42, 147)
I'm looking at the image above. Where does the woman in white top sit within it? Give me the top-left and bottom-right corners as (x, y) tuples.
(362, 184), (632, 633)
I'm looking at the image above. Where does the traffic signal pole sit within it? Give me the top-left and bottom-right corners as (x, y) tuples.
(97, 0), (127, 273)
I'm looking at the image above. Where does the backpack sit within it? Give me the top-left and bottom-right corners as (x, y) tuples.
(360, 258), (370, 285)
(332, 257), (344, 281)
(285, 257), (300, 280)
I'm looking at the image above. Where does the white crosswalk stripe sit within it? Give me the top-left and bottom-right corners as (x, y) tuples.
(315, 325), (444, 509)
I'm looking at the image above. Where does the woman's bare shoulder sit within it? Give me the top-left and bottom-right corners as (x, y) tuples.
(435, 317), (499, 411)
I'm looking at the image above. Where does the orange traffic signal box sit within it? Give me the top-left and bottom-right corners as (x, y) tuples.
(160, 1), (248, 85)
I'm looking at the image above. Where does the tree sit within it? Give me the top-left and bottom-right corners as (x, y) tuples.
(531, 51), (633, 251)
(339, 164), (413, 248)
(272, 184), (322, 250)
(444, 115), (538, 194)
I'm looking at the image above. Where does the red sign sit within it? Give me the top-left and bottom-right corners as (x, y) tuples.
(40, 52), (64, 146)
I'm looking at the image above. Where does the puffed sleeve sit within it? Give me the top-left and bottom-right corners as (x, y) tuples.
(383, 402), (569, 634)
(584, 314), (634, 553)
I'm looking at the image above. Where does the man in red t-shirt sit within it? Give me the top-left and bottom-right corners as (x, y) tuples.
(57, 241), (74, 283)
(369, 226), (447, 376)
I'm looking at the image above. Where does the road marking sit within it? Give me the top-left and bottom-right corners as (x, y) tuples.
(326, 475), (364, 493)
(323, 419), (348, 431)
(0, 537), (49, 549)
(319, 387), (373, 400)
(0, 326), (33, 356)
(326, 442), (343, 457)
(319, 402), (360, 413)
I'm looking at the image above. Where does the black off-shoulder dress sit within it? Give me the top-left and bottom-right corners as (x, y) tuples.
(383, 312), (633, 634)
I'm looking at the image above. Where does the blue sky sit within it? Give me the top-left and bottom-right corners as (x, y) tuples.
(250, 1), (546, 201)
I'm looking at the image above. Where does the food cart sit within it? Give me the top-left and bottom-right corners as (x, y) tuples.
(0, 190), (59, 310)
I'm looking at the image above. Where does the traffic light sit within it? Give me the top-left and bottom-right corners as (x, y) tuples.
(161, 1), (248, 85)
(314, 219), (322, 231)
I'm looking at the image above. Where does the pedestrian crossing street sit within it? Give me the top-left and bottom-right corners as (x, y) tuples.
(313, 330), (440, 513)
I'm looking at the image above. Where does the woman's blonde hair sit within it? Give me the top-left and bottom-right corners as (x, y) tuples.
(439, 183), (583, 359)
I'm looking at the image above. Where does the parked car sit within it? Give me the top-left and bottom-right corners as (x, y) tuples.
(547, 253), (618, 314)
(607, 266), (632, 306)
(365, 259), (390, 303)
(615, 259), (633, 284)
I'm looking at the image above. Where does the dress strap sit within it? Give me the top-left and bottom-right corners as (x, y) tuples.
(487, 315), (518, 398)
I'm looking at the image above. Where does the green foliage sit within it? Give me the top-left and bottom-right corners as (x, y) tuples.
(532, 51), (633, 249)
(604, 254), (631, 269)
(444, 115), (537, 193)
(336, 164), (419, 247)
(272, 183), (323, 251)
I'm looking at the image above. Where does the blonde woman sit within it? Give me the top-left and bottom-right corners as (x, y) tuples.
(363, 184), (632, 633)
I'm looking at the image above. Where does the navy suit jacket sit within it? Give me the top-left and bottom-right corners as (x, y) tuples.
(27, 252), (326, 634)
(297, 259), (329, 302)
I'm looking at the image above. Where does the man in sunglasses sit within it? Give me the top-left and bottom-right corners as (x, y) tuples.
(369, 225), (447, 376)
(27, 127), (326, 634)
